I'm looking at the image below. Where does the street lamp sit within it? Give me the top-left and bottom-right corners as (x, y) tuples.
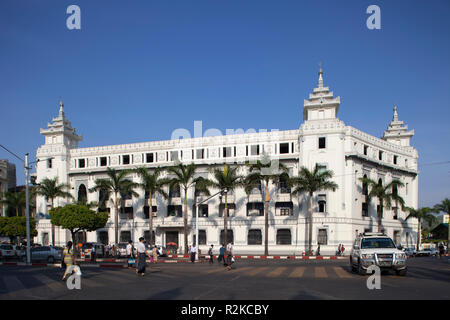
(194, 188), (227, 260)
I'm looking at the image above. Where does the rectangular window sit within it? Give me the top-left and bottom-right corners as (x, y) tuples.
(250, 145), (260, 156)
(144, 206), (157, 218)
(100, 157), (107, 167)
(170, 151), (178, 161)
(123, 207), (133, 220)
(78, 159), (85, 168)
(193, 230), (207, 245)
(47, 158), (52, 169)
(362, 203), (369, 217)
(363, 145), (368, 156)
(248, 230), (262, 245)
(276, 229), (291, 245)
(378, 151), (383, 160)
(318, 137), (326, 149)
(393, 155), (398, 165)
(146, 153), (154, 163)
(196, 149), (204, 159)
(223, 147), (232, 158)
(122, 155), (130, 165)
(318, 194), (326, 213)
(220, 230), (233, 245)
(279, 143), (289, 154)
(318, 229), (328, 245)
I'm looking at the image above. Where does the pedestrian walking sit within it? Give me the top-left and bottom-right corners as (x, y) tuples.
(208, 244), (214, 264)
(91, 244), (96, 263)
(218, 244), (225, 265)
(190, 244), (197, 263)
(341, 244), (345, 255)
(62, 241), (76, 281)
(438, 243), (445, 258)
(136, 237), (151, 277)
(316, 244), (321, 256)
(126, 240), (135, 268)
(225, 241), (233, 270)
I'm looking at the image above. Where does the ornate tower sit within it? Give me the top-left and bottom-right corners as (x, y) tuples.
(382, 105), (414, 147)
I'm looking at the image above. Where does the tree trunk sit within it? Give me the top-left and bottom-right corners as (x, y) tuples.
(378, 199), (383, 233)
(114, 192), (119, 249)
(51, 198), (55, 246)
(416, 220), (421, 251)
(184, 189), (188, 255)
(149, 192), (153, 247)
(224, 192), (228, 247)
(264, 181), (270, 256)
(308, 193), (313, 256)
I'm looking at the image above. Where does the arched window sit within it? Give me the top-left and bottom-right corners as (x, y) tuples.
(276, 229), (291, 245)
(78, 184), (87, 204)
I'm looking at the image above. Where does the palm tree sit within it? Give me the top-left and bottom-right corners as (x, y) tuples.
(433, 198), (450, 249)
(90, 168), (139, 247)
(135, 167), (170, 246)
(245, 154), (289, 256)
(0, 191), (26, 216)
(290, 164), (338, 256)
(208, 165), (245, 248)
(405, 207), (437, 251)
(36, 178), (73, 245)
(166, 162), (206, 254)
(359, 177), (405, 233)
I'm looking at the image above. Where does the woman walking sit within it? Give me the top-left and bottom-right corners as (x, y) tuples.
(61, 241), (76, 281)
(152, 246), (158, 264)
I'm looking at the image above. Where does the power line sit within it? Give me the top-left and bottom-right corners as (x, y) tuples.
(0, 144), (24, 162)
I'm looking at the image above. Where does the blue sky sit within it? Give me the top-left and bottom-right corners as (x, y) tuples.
(0, 0), (449, 208)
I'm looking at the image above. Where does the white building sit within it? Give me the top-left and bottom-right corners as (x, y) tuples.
(34, 69), (419, 255)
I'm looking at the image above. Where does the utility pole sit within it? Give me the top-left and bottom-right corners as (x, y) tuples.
(24, 154), (31, 264)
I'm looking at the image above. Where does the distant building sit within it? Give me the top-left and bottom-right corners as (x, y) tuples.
(0, 159), (16, 216)
(34, 69), (419, 254)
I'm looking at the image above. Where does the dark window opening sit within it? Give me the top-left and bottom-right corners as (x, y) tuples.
(193, 230), (207, 245)
(393, 155), (398, 165)
(122, 207), (133, 220)
(318, 229), (328, 245)
(279, 143), (289, 154)
(167, 205), (182, 217)
(276, 229), (291, 245)
(275, 202), (293, 216)
(122, 155), (130, 165)
(169, 186), (181, 198)
(363, 145), (368, 156)
(144, 206), (157, 218)
(146, 153), (154, 163)
(120, 231), (131, 243)
(378, 151), (383, 160)
(220, 230), (234, 245)
(223, 147), (232, 158)
(319, 137), (326, 149)
(78, 159), (85, 168)
(247, 202), (264, 216)
(100, 157), (107, 167)
(248, 230), (262, 245)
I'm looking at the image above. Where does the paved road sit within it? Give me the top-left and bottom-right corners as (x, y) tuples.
(0, 257), (448, 300)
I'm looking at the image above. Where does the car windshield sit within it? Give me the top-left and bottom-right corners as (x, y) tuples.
(118, 244), (127, 249)
(361, 238), (396, 249)
(82, 243), (93, 249)
(1, 245), (13, 250)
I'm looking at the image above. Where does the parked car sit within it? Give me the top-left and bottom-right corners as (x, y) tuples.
(13, 245), (26, 257)
(0, 244), (16, 260)
(403, 247), (416, 257)
(350, 232), (408, 276)
(81, 242), (105, 258)
(416, 248), (438, 256)
(31, 246), (63, 263)
(116, 243), (128, 257)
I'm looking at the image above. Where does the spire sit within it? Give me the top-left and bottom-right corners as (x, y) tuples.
(393, 105), (399, 122)
(58, 99), (65, 118)
(318, 62), (324, 88)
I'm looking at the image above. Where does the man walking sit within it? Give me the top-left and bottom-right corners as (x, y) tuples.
(225, 241), (233, 271)
(91, 244), (96, 263)
(136, 237), (151, 277)
(218, 244), (226, 265)
(208, 244), (214, 264)
(190, 244), (197, 263)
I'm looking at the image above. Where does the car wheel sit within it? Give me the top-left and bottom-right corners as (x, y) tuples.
(395, 268), (407, 276)
(47, 256), (55, 263)
(357, 260), (366, 275)
(350, 257), (357, 272)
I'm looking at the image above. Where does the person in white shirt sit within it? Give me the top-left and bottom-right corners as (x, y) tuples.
(190, 244), (197, 263)
(126, 240), (134, 268)
(226, 241), (233, 270)
(136, 237), (151, 276)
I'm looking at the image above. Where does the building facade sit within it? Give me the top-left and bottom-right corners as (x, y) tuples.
(34, 69), (419, 254)
(0, 159), (17, 216)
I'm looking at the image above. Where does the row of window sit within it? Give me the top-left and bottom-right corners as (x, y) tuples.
(71, 143), (297, 169)
(361, 144), (409, 167)
(96, 228), (328, 246)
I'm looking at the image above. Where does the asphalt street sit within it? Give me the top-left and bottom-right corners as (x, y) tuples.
(0, 256), (448, 300)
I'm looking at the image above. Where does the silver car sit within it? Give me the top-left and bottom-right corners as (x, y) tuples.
(31, 246), (63, 263)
